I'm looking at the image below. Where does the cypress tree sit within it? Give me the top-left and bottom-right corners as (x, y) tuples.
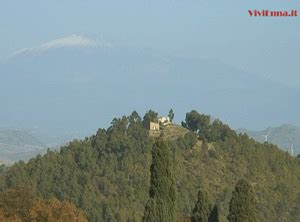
(228, 179), (257, 222)
(191, 190), (211, 222)
(208, 205), (219, 222)
(142, 139), (176, 222)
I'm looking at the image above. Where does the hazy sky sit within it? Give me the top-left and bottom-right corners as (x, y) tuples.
(1, 1), (299, 88)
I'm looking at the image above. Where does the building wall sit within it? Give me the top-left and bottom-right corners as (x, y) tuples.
(149, 122), (160, 131)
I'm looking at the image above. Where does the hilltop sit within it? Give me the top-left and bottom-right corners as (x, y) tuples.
(0, 110), (299, 222)
(149, 123), (189, 139)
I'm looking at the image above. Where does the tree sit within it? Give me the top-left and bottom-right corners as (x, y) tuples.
(142, 139), (176, 222)
(0, 188), (87, 222)
(168, 109), (175, 122)
(128, 111), (141, 123)
(191, 190), (211, 222)
(183, 110), (210, 134)
(0, 164), (6, 176)
(30, 199), (87, 222)
(0, 208), (21, 222)
(228, 179), (257, 222)
(143, 110), (158, 128)
(182, 110), (236, 142)
(207, 119), (235, 142)
(0, 187), (36, 222)
(208, 205), (219, 222)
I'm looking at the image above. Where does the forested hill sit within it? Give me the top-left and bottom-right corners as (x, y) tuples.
(0, 110), (299, 222)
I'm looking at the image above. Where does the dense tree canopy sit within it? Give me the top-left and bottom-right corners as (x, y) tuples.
(30, 199), (87, 222)
(182, 110), (236, 142)
(228, 179), (257, 222)
(0, 187), (87, 221)
(191, 190), (211, 222)
(0, 110), (298, 221)
(143, 139), (176, 222)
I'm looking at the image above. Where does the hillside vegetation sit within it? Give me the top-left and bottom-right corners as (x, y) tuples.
(238, 124), (300, 155)
(0, 187), (87, 221)
(0, 110), (299, 221)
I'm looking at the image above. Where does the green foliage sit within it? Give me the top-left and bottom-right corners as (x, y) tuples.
(182, 110), (236, 142)
(168, 109), (175, 122)
(182, 110), (209, 133)
(143, 110), (158, 128)
(0, 164), (6, 176)
(228, 179), (257, 222)
(208, 205), (219, 222)
(0, 187), (87, 221)
(191, 190), (211, 222)
(0, 187), (36, 221)
(176, 132), (198, 150)
(0, 110), (299, 221)
(143, 139), (176, 222)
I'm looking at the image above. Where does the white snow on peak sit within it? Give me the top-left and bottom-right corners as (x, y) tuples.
(37, 34), (113, 50)
(7, 34), (113, 59)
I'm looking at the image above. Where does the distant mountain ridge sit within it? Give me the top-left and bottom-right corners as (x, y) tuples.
(4, 34), (113, 60)
(237, 124), (300, 155)
(1, 34), (300, 133)
(0, 128), (46, 164)
(0, 128), (83, 164)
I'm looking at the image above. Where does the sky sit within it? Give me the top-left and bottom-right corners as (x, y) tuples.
(0, 1), (299, 133)
(1, 1), (300, 88)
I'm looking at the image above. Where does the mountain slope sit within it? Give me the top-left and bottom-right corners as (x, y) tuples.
(0, 111), (299, 222)
(0, 128), (46, 164)
(0, 127), (87, 164)
(1, 34), (300, 132)
(5, 34), (112, 59)
(238, 124), (300, 155)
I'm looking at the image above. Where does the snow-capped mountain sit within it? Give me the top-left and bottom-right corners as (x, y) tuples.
(5, 34), (113, 60)
(1, 34), (299, 134)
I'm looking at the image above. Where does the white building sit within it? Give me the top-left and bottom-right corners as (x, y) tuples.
(158, 117), (171, 126)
